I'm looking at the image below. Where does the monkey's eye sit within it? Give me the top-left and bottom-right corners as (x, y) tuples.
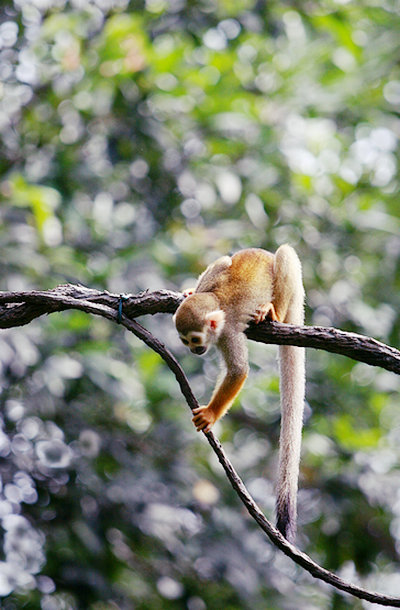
(180, 338), (189, 345)
(191, 337), (200, 344)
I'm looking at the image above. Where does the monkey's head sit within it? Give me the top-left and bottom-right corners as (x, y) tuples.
(173, 293), (225, 355)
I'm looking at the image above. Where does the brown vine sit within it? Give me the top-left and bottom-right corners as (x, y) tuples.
(1, 284), (400, 606)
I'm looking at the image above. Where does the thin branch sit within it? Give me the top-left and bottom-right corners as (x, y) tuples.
(1, 285), (400, 605)
(119, 315), (400, 607)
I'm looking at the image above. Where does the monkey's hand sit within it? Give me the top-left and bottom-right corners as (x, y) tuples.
(192, 406), (216, 433)
(252, 302), (279, 324)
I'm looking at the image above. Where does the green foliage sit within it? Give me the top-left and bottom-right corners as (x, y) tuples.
(0, 0), (399, 608)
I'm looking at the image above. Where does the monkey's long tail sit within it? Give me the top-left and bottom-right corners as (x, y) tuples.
(275, 342), (306, 543)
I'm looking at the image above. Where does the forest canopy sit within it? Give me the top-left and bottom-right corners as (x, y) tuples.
(0, 0), (399, 608)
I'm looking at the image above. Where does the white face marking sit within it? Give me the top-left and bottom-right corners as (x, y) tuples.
(179, 331), (208, 355)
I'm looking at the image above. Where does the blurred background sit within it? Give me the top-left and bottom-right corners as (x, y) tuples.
(0, 0), (399, 608)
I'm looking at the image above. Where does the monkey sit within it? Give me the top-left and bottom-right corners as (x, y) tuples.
(173, 245), (305, 543)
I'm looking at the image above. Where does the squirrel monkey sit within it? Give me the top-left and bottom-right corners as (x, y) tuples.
(173, 245), (305, 542)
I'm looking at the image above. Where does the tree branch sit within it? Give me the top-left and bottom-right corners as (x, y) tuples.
(246, 323), (400, 375)
(1, 284), (400, 606)
(0, 284), (399, 374)
(0, 285), (182, 329)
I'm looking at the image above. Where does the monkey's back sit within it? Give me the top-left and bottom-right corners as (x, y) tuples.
(230, 248), (274, 286)
(228, 247), (274, 299)
(203, 248), (276, 328)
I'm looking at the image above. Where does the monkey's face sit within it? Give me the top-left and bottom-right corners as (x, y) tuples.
(177, 309), (226, 356)
(178, 330), (208, 355)
(174, 296), (226, 356)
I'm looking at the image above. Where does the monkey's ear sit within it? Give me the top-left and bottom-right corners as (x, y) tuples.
(205, 310), (225, 332)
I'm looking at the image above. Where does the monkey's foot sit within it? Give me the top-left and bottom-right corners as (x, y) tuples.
(182, 288), (195, 298)
(252, 303), (278, 324)
(192, 406), (216, 433)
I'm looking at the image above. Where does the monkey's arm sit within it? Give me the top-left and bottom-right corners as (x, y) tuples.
(192, 333), (249, 433)
(192, 370), (248, 432)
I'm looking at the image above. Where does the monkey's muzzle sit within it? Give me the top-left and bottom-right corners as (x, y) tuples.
(193, 346), (207, 355)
